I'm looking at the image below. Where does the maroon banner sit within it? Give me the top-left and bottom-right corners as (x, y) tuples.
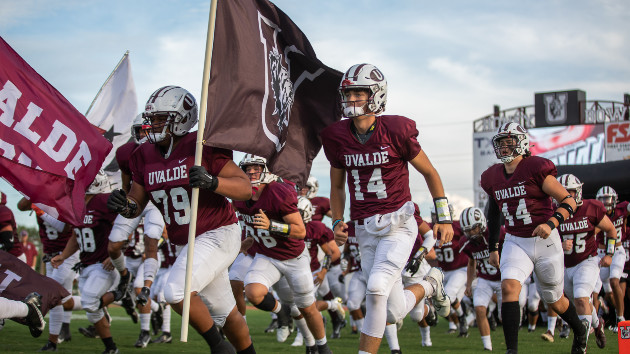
(204, 0), (342, 186)
(0, 37), (112, 226)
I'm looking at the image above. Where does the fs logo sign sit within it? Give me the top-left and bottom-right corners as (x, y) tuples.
(543, 92), (568, 124)
(258, 12), (324, 152)
(606, 122), (630, 144)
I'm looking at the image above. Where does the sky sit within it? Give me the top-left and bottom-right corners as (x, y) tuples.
(1, 0), (629, 228)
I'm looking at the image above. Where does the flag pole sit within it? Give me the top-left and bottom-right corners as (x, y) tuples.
(180, 0), (219, 342)
(84, 50), (129, 116)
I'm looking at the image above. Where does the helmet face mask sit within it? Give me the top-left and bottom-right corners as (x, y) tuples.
(305, 175), (319, 199)
(131, 113), (148, 144)
(86, 169), (112, 195)
(492, 122), (530, 163)
(339, 64), (387, 118)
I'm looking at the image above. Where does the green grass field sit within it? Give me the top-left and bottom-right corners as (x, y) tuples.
(0, 306), (620, 353)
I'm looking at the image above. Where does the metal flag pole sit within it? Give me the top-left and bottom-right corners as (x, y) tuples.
(180, 0), (219, 342)
(84, 50), (129, 116)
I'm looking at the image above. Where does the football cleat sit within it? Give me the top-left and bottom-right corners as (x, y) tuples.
(291, 329), (304, 346)
(135, 330), (151, 348)
(421, 340), (432, 347)
(38, 340), (58, 352)
(276, 326), (291, 343)
(425, 267), (450, 317)
(458, 312), (469, 337)
(151, 332), (172, 344)
(120, 292), (138, 323)
(541, 329), (554, 342)
(570, 319), (589, 354)
(264, 318), (278, 333)
(57, 322), (71, 343)
(305, 345), (318, 354)
(24, 292), (46, 338)
(78, 325), (99, 338)
(559, 323), (570, 338)
(151, 304), (164, 335)
(594, 317), (606, 349)
(424, 300), (438, 327)
(391, 350), (402, 354)
(101, 349), (119, 354)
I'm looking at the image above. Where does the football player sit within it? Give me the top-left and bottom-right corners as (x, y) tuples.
(595, 186), (629, 332)
(554, 174), (615, 348)
(429, 204), (469, 337)
(236, 155), (332, 354)
(481, 122), (588, 354)
(150, 233), (178, 344)
(17, 197), (81, 350)
(298, 197), (345, 341)
(321, 63), (453, 353)
(0, 191), (24, 261)
(460, 207), (504, 351)
(51, 170), (123, 354)
(107, 86), (254, 354)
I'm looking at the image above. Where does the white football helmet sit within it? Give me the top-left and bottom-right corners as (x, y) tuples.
(596, 186), (618, 212)
(86, 169), (112, 194)
(297, 196), (313, 223)
(305, 175), (319, 199)
(339, 63), (387, 118)
(459, 207), (487, 240)
(492, 122), (530, 163)
(131, 113), (147, 144)
(557, 174), (583, 206)
(142, 86), (198, 143)
(239, 154), (273, 186)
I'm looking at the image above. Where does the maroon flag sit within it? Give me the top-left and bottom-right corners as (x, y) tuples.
(0, 37), (112, 226)
(204, 0), (342, 186)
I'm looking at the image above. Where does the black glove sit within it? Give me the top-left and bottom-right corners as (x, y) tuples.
(189, 166), (218, 191)
(338, 274), (345, 284)
(107, 189), (128, 212)
(118, 269), (132, 294)
(136, 286), (151, 306)
(404, 247), (427, 276)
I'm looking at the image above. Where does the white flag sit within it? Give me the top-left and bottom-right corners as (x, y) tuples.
(85, 52), (137, 188)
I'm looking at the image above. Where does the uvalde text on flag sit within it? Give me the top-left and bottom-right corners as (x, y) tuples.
(0, 36), (112, 226)
(204, 0), (342, 186)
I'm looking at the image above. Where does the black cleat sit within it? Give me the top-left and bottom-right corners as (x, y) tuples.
(38, 340), (57, 351)
(57, 322), (71, 343)
(135, 330), (151, 348)
(425, 300), (438, 327)
(559, 323), (570, 338)
(571, 319), (589, 354)
(151, 331), (172, 344)
(78, 325), (99, 339)
(101, 348), (119, 354)
(306, 345), (318, 354)
(264, 318), (278, 333)
(24, 292), (46, 338)
(121, 292), (138, 323)
(594, 316), (606, 349)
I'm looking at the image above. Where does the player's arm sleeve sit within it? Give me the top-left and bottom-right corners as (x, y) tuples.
(486, 196), (501, 252)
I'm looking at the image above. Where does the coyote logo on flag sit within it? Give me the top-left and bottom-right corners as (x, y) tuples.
(258, 12), (323, 152)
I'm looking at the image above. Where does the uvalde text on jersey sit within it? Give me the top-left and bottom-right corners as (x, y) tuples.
(494, 185), (526, 201)
(344, 151), (389, 167)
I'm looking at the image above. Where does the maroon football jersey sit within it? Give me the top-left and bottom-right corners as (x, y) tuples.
(596, 201), (628, 245)
(37, 215), (72, 255)
(460, 230), (503, 281)
(431, 221), (468, 271)
(75, 194), (117, 265)
(559, 199), (606, 267)
(481, 156), (556, 238)
(0, 250), (70, 315)
(0, 204), (23, 258)
(310, 197), (331, 222)
(321, 116), (421, 221)
(130, 132), (238, 245)
(158, 238), (177, 268)
(116, 141), (140, 176)
(304, 221), (334, 271)
(233, 181), (305, 261)
(345, 221), (361, 273)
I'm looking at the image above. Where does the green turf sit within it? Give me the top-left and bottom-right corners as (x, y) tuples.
(0, 306), (620, 353)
